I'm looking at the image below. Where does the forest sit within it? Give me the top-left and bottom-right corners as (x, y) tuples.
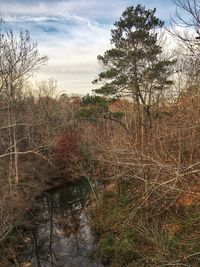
(1, 0), (200, 266)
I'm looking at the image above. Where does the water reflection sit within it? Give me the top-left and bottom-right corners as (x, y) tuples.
(21, 179), (103, 267)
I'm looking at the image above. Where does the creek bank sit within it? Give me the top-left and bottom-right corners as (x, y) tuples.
(44, 175), (86, 191)
(0, 174), (86, 265)
(0, 177), (104, 267)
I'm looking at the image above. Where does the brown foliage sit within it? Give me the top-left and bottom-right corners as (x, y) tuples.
(78, 91), (200, 264)
(53, 130), (81, 177)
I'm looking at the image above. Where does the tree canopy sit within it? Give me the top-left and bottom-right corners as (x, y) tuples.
(93, 4), (176, 110)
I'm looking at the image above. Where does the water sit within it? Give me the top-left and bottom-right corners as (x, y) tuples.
(20, 179), (104, 267)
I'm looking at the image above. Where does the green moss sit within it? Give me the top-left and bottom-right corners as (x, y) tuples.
(100, 232), (143, 266)
(100, 233), (116, 265)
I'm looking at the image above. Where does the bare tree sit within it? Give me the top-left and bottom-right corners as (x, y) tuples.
(170, 0), (200, 93)
(0, 29), (47, 183)
(173, 0), (200, 33)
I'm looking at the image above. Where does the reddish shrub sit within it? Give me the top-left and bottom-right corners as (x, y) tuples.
(53, 130), (81, 177)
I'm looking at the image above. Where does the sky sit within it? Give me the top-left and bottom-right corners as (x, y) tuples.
(0, 0), (176, 95)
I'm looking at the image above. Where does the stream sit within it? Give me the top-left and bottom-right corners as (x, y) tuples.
(19, 179), (104, 267)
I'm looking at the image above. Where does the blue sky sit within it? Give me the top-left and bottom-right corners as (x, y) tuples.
(0, 0), (176, 94)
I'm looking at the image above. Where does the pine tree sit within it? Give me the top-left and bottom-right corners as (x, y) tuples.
(93, 5), (176, 127)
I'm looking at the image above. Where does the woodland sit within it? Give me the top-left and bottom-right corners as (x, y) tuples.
(1, 0), (200, 266)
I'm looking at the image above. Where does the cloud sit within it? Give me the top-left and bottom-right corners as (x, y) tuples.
(0, 0), (130, 23)
(1, 10), (112, 94)
(0, 0), (173, 24)
(0, 0), (175, 94)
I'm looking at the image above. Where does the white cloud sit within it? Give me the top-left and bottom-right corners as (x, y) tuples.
(1, 11), (112, 94)
(0, 0), (133, 22)
(0, 0), (176, 94)
(28, 16), (112, 94)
